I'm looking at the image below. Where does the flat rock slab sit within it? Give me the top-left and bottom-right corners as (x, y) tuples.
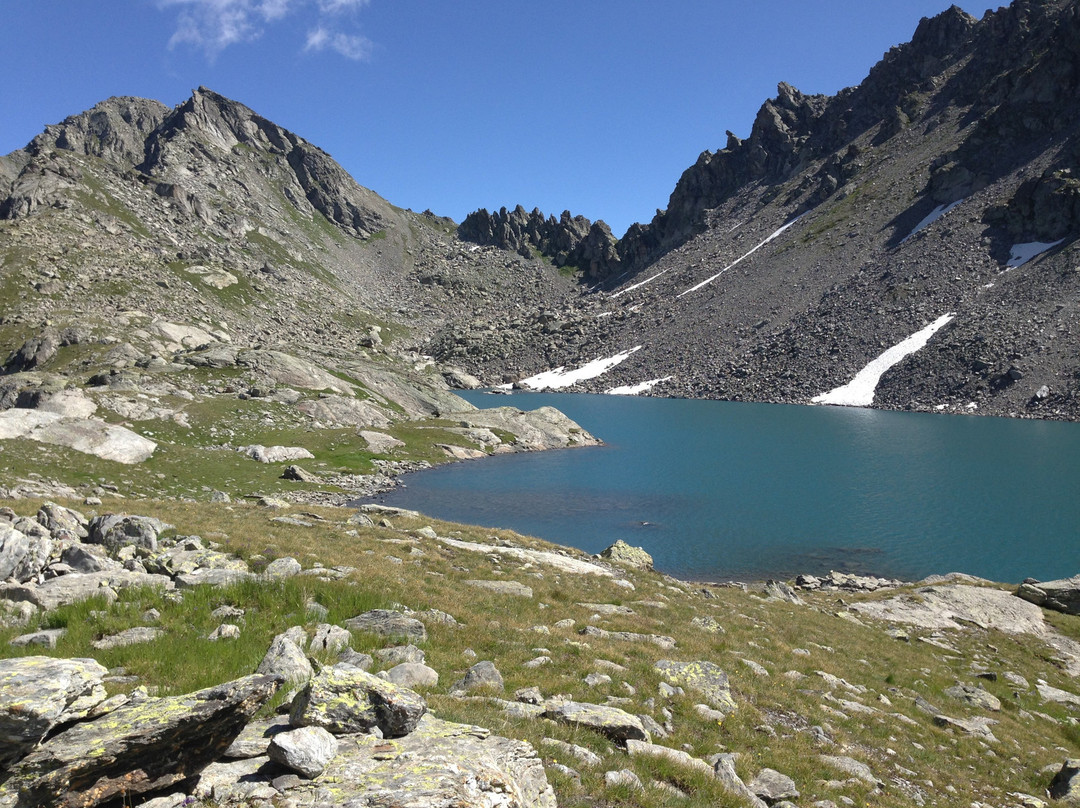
(280, 714), (556, 807)
(578, 602), (635, 615)
(849, 583), (1047, 635)
(580, 625), (676, 649)
(436, 535), (613, 577)
(241, 444), (314, 463)
(465, 579), (533, 598)
(1, 569), (174, 611)
(91, 626), (163, 650)
(543, 701), (649, 744)
(654, 660), (736, 714)
(344, 609), (427, 643)
(0, 674), (280, 808)
(0, 410), (156, 464)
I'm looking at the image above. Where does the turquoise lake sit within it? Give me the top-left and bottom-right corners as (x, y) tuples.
(370, 392), (1080, 583)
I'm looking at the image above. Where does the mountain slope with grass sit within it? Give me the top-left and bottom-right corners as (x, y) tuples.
(0, 87), (597, 505)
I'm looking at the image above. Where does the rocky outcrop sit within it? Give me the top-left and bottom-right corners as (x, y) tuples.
(0, 672), (281, 808)
(459, 205), (622, 281)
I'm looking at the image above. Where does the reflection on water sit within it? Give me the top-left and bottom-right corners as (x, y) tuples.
(369, 392), (1080, 583)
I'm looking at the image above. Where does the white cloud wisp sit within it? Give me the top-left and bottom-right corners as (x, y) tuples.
(159, 0), (372, 60)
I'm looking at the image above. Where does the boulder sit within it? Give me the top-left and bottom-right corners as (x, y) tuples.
(945, 682), (1001, 711)
(382, 662), (439, 689)
(450, 660), (504, 693)
(358, 430), (405, 454)
(88, 514), (167, 554)
(309, 623), (351, 655)
(0, 656), (109, 770)
(580, 625), (676, 649)
(256, 630), (313, 684)
(59, 543), (116, 574)
(654, 660), (737, 714)
(36, 502), (88, 539)
(0, 410), (156, 464)
(241, 444), (314, 463)
(91, 626), (163, 650)
(263, 556), (302, 577)
(1050, 759), (1080, 803)
(344, 609), (427, 643)
(266, 726), (338, 779)
(543, 701), (649, 744)
(749, 767), (799, 804)
(713, 754), (768, 808)
(599, 539), (653, 569)
(1017, 576), (1080, 615)
(289, 665), (427, 737)
(0, 673), (280, 808)
(0, 524), (51, 583)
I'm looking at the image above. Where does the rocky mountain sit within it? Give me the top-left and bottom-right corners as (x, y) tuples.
(0, 88), (592, 503)
(445, 0), (1080, 420)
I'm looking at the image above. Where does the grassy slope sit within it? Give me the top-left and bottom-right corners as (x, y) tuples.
(2, 496), (1077, 807)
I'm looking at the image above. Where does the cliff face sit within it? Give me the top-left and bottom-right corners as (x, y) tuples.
(437, 0), (1080, 420)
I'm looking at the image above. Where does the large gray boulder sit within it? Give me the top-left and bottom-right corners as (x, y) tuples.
(87, 514), (168, 555)
(0, 656), (108, 770)
(450, 660), (504, 694)
(289, 665), (427, 737)
(0, 524), (52, 583)
(344, 609), (427, 643)
(36, 502), (88, 539)
(256, 629), (313, 684)
(1018, 576), (1080, 615)
(599, 539), (653, 569)
(0, 673), (280, 808)
(0, 410), (157, 464)
(266, 726), (338, 779)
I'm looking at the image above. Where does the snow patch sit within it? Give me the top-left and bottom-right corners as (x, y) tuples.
(1005, 239), (1064, 269)
(678, 215), (804, 297)
(606, 376), (672, 396)
(611, 268), (670, 299)
(811, 314), (955, 407)
(900, 200), (962, 243)
(515, 346), (642, 391)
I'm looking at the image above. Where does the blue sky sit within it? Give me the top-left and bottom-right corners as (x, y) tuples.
(2, 1), (985, 236)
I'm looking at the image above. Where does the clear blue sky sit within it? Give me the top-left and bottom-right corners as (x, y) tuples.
(2, 1), (986, 236)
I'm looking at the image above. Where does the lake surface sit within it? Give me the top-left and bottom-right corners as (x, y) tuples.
(371, 392), (1080, 583)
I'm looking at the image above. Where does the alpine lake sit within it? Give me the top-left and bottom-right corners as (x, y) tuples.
(369, 391), (1080, 584)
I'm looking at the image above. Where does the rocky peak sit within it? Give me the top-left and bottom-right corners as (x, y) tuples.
(458, 205), (622, 282)
(25, 96), (170, 169)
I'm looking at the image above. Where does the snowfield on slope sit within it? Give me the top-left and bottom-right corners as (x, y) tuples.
(678, 215), (805, 297)
(508, 347), (643, 391)
(812, 314), (955, 407)
(606, 376), (672, 395)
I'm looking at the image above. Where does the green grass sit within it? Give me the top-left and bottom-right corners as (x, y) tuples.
(2, 497), (1079, 807)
